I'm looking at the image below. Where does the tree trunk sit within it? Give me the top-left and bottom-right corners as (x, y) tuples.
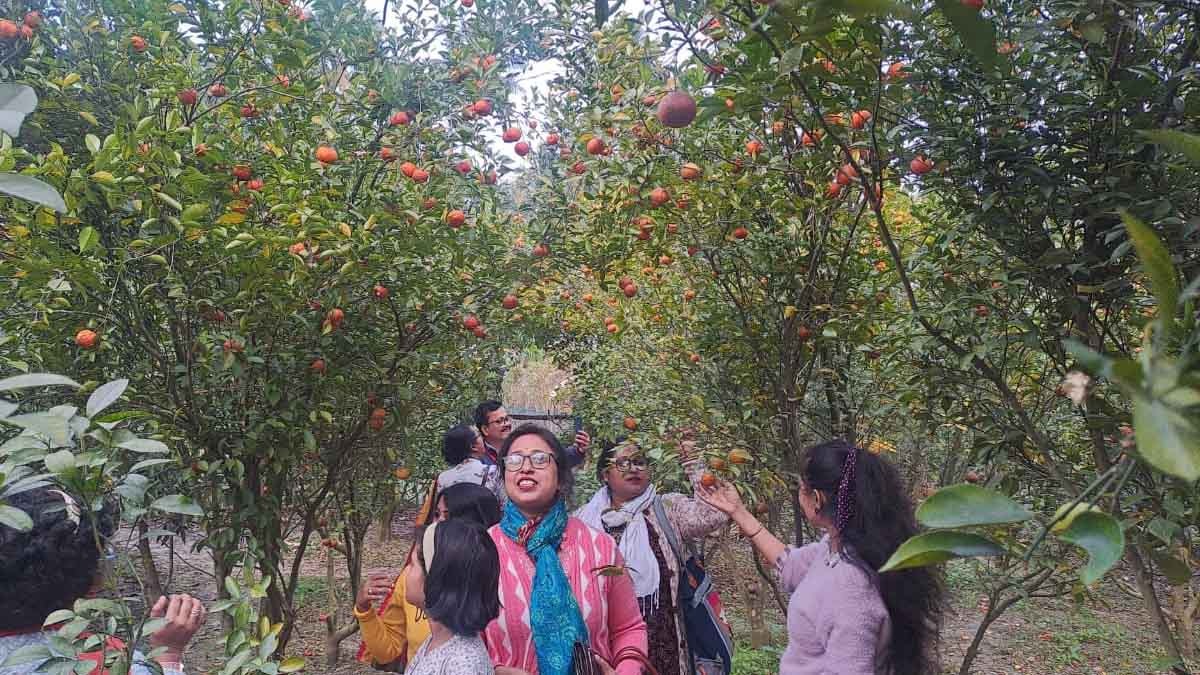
(959, 592), (1020, 675)
(136, 520), (165, 603)
(1128, 544), (1191, 674)
(212, 547), (234, 634)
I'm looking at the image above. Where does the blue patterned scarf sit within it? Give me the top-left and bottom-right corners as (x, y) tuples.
(500, 499), (589, 675)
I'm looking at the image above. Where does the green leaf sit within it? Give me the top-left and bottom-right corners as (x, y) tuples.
(86, 379), (128, 418)
(78, 227), (99, 254)
(1077, 20), (1105, 44)
(1057, 511), (1124, 585)
(43, 609), (76, 626)
(916, 484), (1032, 528)
(1132, 395), (1200, 482)
(0, 503), (33, 531)
(778, 47), (806, 74)
(117, 438), (169, 454)
(43, 449), (76, 473)
(181, 203), (209, 222)
(1147, 517), (1181, 545)
(1151, 551), (1192, 586)
(0, 173), (67, 213)
(129, 458), (174, 472)
(85, 134), (100, 154)
(0, 83), (38, 137)
(150, 494), (204, 517)
(221, 648), (254, 675)
(1122, 211), (1179, 317)
(932, 0), (997, 71)
(1140, 129), (1200, 167)
(4, 412), (71, 447)
(278, 657), (305, 673)
(879, 530), (1005, 572)
(0, 374), (80, 392)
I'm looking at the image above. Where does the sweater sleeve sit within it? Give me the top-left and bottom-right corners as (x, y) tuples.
(776, 541), (824, 595)
(605, 550), (649, 675)
(564, 443), (584, 468)
(662, 460), (729, 542)
(354, 573), (408, 665)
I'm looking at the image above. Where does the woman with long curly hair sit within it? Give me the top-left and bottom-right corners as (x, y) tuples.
(700, 438), (944, 674)
(0, 487), (206, 675)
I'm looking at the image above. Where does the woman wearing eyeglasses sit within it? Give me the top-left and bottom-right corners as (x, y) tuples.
(575, 437), (728, 675)
(485, 424), (649, 675)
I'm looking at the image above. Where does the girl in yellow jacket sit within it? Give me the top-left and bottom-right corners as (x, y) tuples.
(354, 483), (501, 669)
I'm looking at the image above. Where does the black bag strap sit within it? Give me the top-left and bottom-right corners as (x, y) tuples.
(653, 496), (685, 567)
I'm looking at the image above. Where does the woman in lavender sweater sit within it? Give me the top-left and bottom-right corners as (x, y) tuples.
(701, 439), (943, 674)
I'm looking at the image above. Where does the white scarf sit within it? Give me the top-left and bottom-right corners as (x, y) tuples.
(576, 484), (660, 599)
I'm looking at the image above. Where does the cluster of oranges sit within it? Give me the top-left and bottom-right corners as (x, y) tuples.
(0, 11), (40, 41)
(701, 448), (752, 487)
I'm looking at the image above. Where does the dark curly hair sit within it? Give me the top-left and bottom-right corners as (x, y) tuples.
(803, 439), (944, 674)
(0, 487), (117, 631)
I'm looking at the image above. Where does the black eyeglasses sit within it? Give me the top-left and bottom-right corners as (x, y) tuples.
(612, 457), (649, 472)
(504, 451), (556, 471)
(486, 416), (511, 426)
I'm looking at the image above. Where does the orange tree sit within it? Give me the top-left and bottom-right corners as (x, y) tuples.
(696, 0), (1198, 669)
(516, 16), (931, 547)
(0, 0), (550, 647)
(863, 0), (1199, 669)
(516, 0), (1200, 670)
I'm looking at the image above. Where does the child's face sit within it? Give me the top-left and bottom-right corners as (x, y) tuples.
(404, 543), (426, 608)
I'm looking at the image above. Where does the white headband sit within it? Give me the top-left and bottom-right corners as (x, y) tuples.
(422, 522), (438, 573)
(48, 489), (81, 531)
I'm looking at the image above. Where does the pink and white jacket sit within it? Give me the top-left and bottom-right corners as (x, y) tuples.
(485, 517), (649, 675)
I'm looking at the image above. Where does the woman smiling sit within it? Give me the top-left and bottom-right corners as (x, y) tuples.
(576, 438), (728, 675)
(485, 425), (649, 675)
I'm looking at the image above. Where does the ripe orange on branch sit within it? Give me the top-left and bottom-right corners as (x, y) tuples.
(910, 156), (934, 175)
(656, 90), (697, 128)
(75, 329), (99, 350)
(315, 145), (338, 164)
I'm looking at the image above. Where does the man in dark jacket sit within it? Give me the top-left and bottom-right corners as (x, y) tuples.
(473, 400), (590, 468)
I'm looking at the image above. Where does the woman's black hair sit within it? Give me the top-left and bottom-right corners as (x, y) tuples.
(498, 424), (574, 501)
(595, 436), (637, 482)
(438, 483), (501, 527)
(803, 439), (944, 674)
(441, 424), (478, 467)
(0, 487), (118, 631)
(420, 519), (501, 636)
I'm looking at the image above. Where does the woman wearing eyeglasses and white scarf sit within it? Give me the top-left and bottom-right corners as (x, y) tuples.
(575, 436), (729, 675)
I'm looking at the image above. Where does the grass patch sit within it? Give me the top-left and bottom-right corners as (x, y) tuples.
(293, 576), (328, 607)
(732, 641), (783, 674)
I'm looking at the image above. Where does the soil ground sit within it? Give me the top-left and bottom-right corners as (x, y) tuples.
(110, 512), (1188, 675)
